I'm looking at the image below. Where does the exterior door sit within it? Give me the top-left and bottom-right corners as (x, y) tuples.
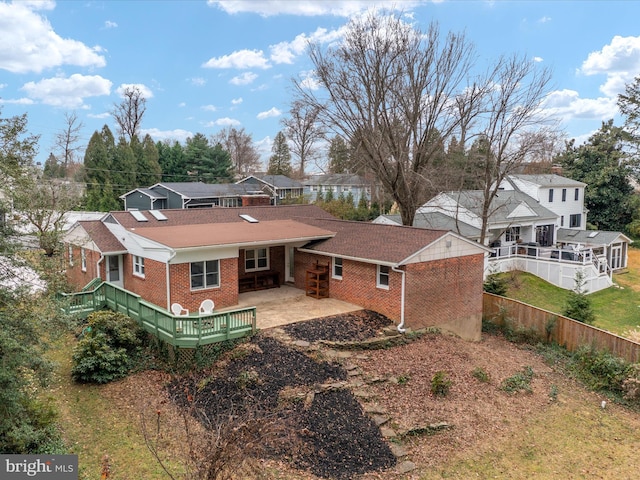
(107, 255), (123, 287)
(611, 245), (622, 270)
(285, 246), (295, 283)
(535, 224), (554, 247)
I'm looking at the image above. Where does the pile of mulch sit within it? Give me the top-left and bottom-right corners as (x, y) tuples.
(167, 330), (396, 479)
(283, 309), (393, 342)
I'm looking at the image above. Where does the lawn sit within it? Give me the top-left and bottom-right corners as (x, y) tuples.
(501, 248), (640, 336)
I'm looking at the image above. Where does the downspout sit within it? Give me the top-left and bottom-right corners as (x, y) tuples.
(166, 249), (177, 311)
(392, 265), (406, 333)
(97, 254), (104, 281)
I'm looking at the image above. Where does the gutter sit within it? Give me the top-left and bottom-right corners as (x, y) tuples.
(391, 265), (406, 333)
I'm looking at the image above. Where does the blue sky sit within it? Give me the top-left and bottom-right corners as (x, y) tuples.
(1, 0), (640, 170)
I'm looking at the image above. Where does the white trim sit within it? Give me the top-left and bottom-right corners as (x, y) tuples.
(190, 259), (220, 291)
(332, 257), (343, 279)
(244, 247), (269, 272)
(377, 264), (390, 290)
(133, 255), (145, 278)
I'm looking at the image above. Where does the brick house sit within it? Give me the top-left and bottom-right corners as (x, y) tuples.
(64, 205), (488, 340)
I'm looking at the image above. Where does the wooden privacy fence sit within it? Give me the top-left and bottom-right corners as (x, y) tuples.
(483, 292), (640, 364)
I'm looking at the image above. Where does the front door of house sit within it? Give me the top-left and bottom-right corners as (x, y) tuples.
(107, 255), (123, 287)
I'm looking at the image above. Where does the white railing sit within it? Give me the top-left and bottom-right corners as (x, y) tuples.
(490, 244), (602, 270)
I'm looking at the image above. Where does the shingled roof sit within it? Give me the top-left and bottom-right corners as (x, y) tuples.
(77, 220), (126, 253)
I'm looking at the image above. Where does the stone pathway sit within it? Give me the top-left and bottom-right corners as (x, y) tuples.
(265, 326), (418, 475)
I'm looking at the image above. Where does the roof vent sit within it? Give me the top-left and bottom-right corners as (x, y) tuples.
(149, 210), (168, 221)
(130, 210), (149, 222)
(239, 214), (259, 223)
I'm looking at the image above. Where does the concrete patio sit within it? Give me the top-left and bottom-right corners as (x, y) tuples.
(220, 284), (363, 329)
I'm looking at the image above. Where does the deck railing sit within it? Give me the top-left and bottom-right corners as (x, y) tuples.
(58, 282), (256, 348)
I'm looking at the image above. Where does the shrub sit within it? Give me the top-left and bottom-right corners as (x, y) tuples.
(71, 311), (143, 384)
(431, 371), (452, 397)
(500, 366), (534, 394)
(562, 270), (595, 324)
(622, 364), (640, 402)
(472, 367), (490, 383)
(572, 345), (630, 392)
(483, 273), (508, 296)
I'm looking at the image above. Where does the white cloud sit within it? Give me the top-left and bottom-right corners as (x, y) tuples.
(141, 128), (194, 143)
(0, 97), (35, 105)
(533, 56), (543, 63)
(231, 97), (243, 105)
(542, 89), (618, 122)
(270, 26), (345, 64)
(190, 77), (207, 86)
(298, 70), (321, 91)
(87, 112), (111, 119)
(257, 107), (282, 120)
(202, 104), (218, 111)
(230, 72), (258, 85)
(208, 0), (423, 17)
(178, 102), (186, 107)
(538, 16), (551, 24)
(104, 20), (118, 29)
(202, 49), (270, 69)
(206, 117), (241, 127)
(0, 83), (6, 89)
(0, 2), (106, 74)
(580, 36), (640, 98)
(115, 83), (153, 98)
(21, 74), (112, 108)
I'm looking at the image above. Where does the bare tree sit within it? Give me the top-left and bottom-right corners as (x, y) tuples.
(54, 112), (84, 176)
(211, 127), (261, 177)
(112, 86), (147, 142)
(471, 54), (554, 244)
(282, 100), (325, 178)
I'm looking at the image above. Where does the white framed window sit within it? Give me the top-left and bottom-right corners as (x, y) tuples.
(245, 248), (269, 271)
(505, 227), (521, 243)
(133, 255), (145, 277)
(562, 188), (567, 202)
(548, 189), (554, 202)
(377, 265), (390, 289)
(333, 257), (343, 279)
(574, 188), (579, 201)
(81, 248), (87, 272)
(190, 260), (219, 290)
(68, 245), (74, 266)
(570, 214), (582, 228)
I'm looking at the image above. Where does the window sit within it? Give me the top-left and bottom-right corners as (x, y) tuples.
(575, 188), (579, 201)
(548, 189), (554, 202)
(311, 185), (318, 191)
(190, 260), (219, 290)
(562, 188), (567, 202)
(561, 216), (564, 227)
(333, 257), (343, 279)
(377, 265), (390, 289)
(245, 248), (268, 271)
(81, 248), (87, 272)
(133, 255), (145, 277)
(68, 245), (73, 266)
(505, 227), (521, 243)
(570, 214), (581, 228)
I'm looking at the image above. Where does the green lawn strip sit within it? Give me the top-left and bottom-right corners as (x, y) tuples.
(503, 272), (639, 336)
(427, 394), (640, 479)
(47, 336), (176, 480)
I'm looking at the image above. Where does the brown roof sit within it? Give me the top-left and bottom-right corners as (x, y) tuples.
(109, 204), (336, 229)
(299, 218), (450, 264)
(129, 219), (335, 249)
(79, 220), (126, 253)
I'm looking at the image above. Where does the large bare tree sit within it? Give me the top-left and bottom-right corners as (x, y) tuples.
(297, 14), (475, 226)
(281, 100), (324, 178)
(54, 111), (84, 176)
(112, 86), (147, 142)
(211, 127), (261, 177)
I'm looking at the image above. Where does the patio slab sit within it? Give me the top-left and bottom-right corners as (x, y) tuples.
(221, 285), (363, 329)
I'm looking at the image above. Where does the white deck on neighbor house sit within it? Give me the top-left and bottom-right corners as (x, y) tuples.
(218, 284), (363, 330)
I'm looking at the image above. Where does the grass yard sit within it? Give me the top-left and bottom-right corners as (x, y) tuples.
(502, 248), (640, 336)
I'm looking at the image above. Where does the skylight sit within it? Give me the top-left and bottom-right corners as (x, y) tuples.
(149, 210), (168, 221)
(239, 214), (259, 223)
(130, 210), (149, 222)
(588, 231), (599, 238)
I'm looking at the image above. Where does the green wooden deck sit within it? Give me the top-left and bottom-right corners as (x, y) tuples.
(59, 281), (256, 348)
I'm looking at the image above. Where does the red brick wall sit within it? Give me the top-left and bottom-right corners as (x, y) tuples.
(65, 244), (104, 290)
(122, 256), (167, 309)
(168, 258), (239, 313)
(404, 254), (484, 340)
(294, 251), (402, 321)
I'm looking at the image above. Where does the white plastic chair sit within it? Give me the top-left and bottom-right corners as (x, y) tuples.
(171, 303), (189, 316)
(199, 299), (215, 315)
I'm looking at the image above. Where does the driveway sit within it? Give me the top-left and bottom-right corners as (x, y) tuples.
(229, 284), (363, 329)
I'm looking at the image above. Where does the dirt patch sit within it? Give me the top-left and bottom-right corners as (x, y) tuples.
(282, 310), (393, 342)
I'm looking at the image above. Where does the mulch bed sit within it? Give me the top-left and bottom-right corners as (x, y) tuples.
(282, 309), (394, 342)
(167, 318), (397, 479)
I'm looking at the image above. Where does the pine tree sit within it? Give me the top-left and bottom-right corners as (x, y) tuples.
(267, 131), (292, 176)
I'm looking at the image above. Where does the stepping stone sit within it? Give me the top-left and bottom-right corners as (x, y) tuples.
(389, 443), (408, 458)
(347, 369), (361, 377)
(292, 340), (310, 348)
(363, 403), (386, 414)
(352, 389), (374, 399)
(396, 460), (416, 474)
(336, 351), (353, 358)
(371, 414), (391, 426)
(380, 426), (396, 438)
(354, 354), (369, 360)
(348, 379), (365, 388)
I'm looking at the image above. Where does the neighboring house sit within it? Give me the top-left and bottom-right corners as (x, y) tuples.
(304, 174), (373, 205)
(235, 175), (304, 204)
(64, 204), (488, 341)
(378, 174), (631, 293)
(121, 182), (271, 210)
